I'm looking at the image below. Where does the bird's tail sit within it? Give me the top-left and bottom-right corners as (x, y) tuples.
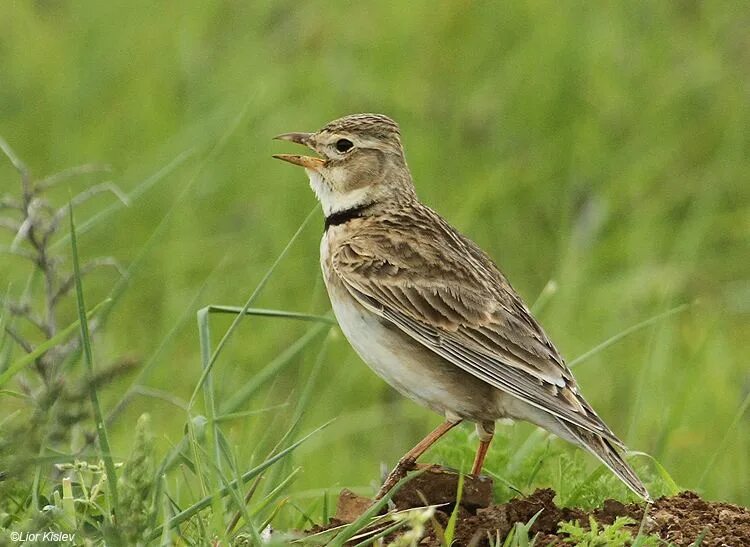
(556, 419), (652, 502)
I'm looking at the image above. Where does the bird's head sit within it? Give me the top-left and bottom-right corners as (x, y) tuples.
(273, 113), (416, 216)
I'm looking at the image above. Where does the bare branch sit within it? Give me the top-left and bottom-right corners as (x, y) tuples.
(0, 217), (20, 232)
(0, 136), (29, 179)
(37, 163), (113, 191)
(3, 299), (53, 340)
(0, 196), (22, 210)
(71, 181), (129, 208)
(52, 336), (81, 361)
(7, 302), (52, 338)
(0, 135), (32, 195)
(6, 301), (29, 315)
(9, 197), (53, 251)
(125, 386), (187, 411)
(0, 246), (37, 263)
(51, 257), (127, 306)
(9, 217), (32, 251)
(4, 325), (33, 353)
(45, 182), (130, 240)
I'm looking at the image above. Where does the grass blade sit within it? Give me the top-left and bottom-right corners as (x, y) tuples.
(51, 148), (195, 249)
(188, 206), (318, 408)
(350, 520), (407, 547)
(220, 322), (330, 415)
(444, 472), (465, 545)
(195, 304), (224, 537)
(106, 259), (222, 425)
(69, 203), (119, 516)
(568, 303), (692, 367)
(0, 299), (109, 388)
(249, 467), (300, 519)
(206, 305), (335, 325)
(328, 469), (426, 547)
(698, 390), (750, 488)
(628, 451), (680, 494)
(148, 420), (331, 540)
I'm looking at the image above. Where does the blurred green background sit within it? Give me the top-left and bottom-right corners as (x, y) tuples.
(2, 0), (749, 509)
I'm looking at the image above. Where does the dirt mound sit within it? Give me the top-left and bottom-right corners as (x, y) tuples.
(444, 488), (750, 546)
(321, 465), (750, 546)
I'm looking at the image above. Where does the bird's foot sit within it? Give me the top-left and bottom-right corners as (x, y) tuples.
(375, 457), (417, 500)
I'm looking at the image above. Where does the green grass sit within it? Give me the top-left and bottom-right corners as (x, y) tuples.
(1, 1), (749, 543)
(558, 516), (660, 547)
(500, 509), (543, 547)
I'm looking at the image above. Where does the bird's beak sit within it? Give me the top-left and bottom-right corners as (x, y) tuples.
(273, 132), (313, 145)
(272, 132), (326, 170)
(272, 153), (326, 170)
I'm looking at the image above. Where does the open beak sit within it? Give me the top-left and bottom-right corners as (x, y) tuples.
(272, 132), (326, 170)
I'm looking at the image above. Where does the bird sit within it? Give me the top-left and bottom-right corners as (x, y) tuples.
(273, 113), (651, 502)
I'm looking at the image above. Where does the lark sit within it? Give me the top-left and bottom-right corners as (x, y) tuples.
(273, 113), (650, 501)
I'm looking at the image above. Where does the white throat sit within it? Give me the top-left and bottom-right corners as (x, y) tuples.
(306, 169), (371, 216)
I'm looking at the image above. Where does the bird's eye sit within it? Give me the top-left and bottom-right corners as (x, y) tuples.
(335, 138), (354, 153)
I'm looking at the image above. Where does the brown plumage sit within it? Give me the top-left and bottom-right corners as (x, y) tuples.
(273, 113), (651, 501)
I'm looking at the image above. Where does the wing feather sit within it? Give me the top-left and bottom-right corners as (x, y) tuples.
(332, 204), (621, 444)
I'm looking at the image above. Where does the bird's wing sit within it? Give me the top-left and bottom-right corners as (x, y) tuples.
(331, 205), (621, 444)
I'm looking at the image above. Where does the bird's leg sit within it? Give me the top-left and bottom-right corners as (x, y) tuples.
(375, 419), (462, 500)
(471, 421), (495, 476)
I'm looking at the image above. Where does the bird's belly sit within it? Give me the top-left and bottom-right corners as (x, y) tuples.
(326, 278), (497, 421)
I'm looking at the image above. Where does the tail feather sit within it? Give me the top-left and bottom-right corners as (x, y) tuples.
(557, 419), (652, 502)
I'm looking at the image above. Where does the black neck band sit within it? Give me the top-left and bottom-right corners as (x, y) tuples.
(324, 203), (370, 231)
